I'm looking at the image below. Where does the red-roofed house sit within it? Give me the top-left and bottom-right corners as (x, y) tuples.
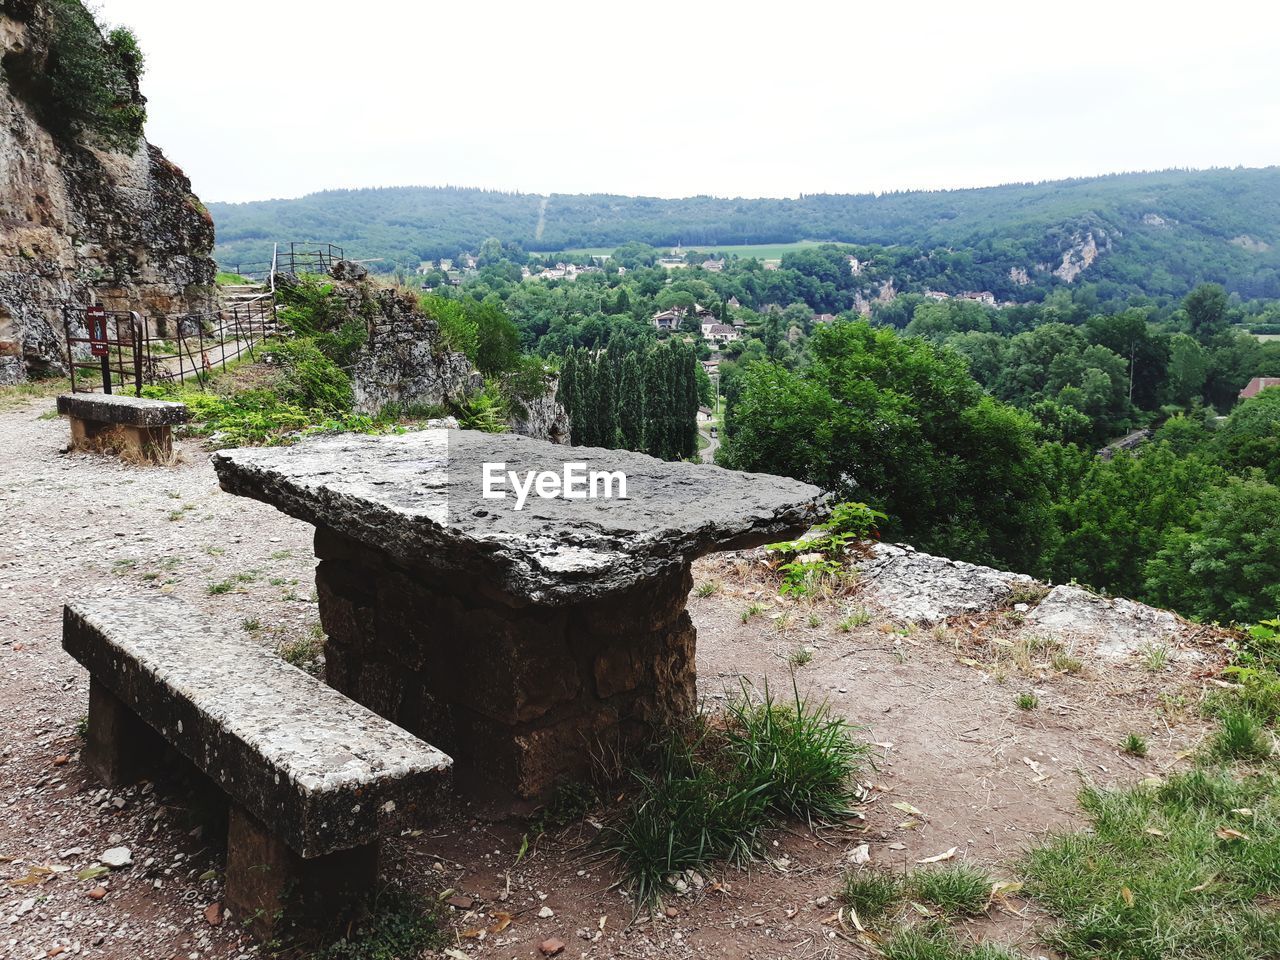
(1240, 377), (1280, 400)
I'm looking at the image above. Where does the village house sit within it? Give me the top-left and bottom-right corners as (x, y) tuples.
(1239, 377), (1280, 400)
(704, 323), (740, 344)
(813, 313), (835, 325)
(847, 255), (864, 275)
(958, 290), (998, 306)
(654, 303), (716, 333)
(701, 258), (725, 273)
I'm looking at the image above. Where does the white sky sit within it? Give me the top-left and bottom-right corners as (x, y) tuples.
(94, 0), (1280, 204)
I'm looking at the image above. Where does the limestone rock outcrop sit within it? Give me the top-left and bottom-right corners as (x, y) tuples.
(506, 373), (569, 444)
(350, 290), (481, 416)
(854, 542), (1037, 623)
(0, 1), (215, 383)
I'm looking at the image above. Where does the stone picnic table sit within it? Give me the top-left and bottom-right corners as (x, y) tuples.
(212, 429), (827, 801)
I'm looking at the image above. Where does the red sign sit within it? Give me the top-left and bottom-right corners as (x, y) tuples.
(86, 306), (108, 357)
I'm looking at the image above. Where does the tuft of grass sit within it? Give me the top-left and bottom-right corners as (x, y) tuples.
(1024, 768), (1280, 960)
(839, 605), (872, 632)
(1121, 733), (1148, 757)
(880, 926), (1023, 960)
(1016, 692), (1039, 710)
(1212, 709), (1273, 761)
(807, 613), (822, 628)
(787, 646), (814, 667)
(529, 781), (595, 836)
(1141, 642), (1170, 673)
(278, 625), (324, 674)
(207, 579), (234, 595)
(909, 865), (992, 917)
(1052, 648), (1084, 674)
(741, 601), (766, 624)
(694, 580), (720, 598)
(241, 617), (262, 632)
(602, 677), (868, 909)
(838, 869), (902, 923)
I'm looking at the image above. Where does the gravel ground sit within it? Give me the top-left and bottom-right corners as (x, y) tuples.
(0, 393), (1223, 960)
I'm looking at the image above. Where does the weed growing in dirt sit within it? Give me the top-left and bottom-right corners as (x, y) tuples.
(1016, 692), (1039, 710)
(308, 886), (441, 960)
(1141, 642), (1170, 672)
(602, 678), (868, 909)
(1051, 648), (1084, 674)
(241, 618), (261, 632)
(910, 865), (992, 917)
(1023, 768), (1280, 960)
(1212, 709), (1273, 761)
(788, 646), (814, 667)
(278, 625), (324, 674)
(741, 602), (766, 624)
(529, 781), (596, 836)
(694, 580), (720, 598)
(879, 926), (1022, 960)
(839, 606), (872, 632)
(1121, 733), (1148, 757)
(808, 613), (822, 628)
(838, 869), (902, 922)
(207, 579), (234, 595)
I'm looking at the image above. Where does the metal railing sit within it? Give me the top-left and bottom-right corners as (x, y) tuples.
(222, 242), (344, 282)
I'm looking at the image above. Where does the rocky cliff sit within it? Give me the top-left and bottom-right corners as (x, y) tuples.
(0, 0), (215, 384)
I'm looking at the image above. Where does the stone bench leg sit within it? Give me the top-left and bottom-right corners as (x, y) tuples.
(68, 416), (173, 463)
(83, 677), (165, 787)
(225, 806), (380, 938)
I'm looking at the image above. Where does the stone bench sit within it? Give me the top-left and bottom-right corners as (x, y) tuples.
(213, 429), (828, 804)
(63, 595), (452, 935)
(57, 393), (190, 463)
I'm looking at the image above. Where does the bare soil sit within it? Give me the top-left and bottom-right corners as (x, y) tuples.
(0, 394), (1227, 960)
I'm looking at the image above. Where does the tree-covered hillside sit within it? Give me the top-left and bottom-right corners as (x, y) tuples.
(209, 167), (1280, 300)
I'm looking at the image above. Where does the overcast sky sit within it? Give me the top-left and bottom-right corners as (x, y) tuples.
(94, 0), (1279, 205)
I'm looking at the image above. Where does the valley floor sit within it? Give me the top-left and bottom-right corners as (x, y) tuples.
(0, 393), (1227, 959)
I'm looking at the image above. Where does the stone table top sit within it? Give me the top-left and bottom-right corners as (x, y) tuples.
(212, 429), (828, 604)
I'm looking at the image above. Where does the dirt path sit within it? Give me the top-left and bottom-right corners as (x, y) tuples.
(0, 394), (1218, 960)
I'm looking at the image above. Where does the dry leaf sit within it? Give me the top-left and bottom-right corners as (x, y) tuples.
(848, 906), (865, 932)
(1215, 827), (1250, 842)
(910, 901), (935, 916)
(990, 880), (1023, 899)
(1144, 828), (1166, 837)
(443, 950), (474, 960)
(916, 847), (957, 864)
(489, 911), (513, 934)
(891, 801), (925, 817)
(9, 866), (54, 886)
(1120, 887), (1134, 907)
(898, 819), (921, 829)
(888, 842), (907, 851)
(1231, 808), (1254, 817)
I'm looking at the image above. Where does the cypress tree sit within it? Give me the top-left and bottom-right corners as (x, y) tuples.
(643, 348), (666, 458)
(596, 350), (618, 448)
(559, 350), (578, 443)
(576, 348), (598, 446)
(618, 353), (645, 451)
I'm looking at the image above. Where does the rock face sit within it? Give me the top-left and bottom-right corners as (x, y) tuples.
(1052, 229), (1108, 283)
(0, 2), (215, 383)
(507, 373), (570, 443)
(855, 542), (1037, 623)
(350, 290), (481, 416)
(212, 429), (830, 605)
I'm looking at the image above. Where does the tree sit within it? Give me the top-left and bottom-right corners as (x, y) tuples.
(1184, 283), (1231, 343)
(618, 354), (645, 450)
(721, 320), (1051, 572)
(1166, 333), (1209, 406)
(1144, 477), (1280, 623)
(473, 302), (521, 376)
(1216, 386), (1280, 484)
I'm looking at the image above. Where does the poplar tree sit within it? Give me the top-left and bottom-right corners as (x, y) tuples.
(618, 353), (645, 451)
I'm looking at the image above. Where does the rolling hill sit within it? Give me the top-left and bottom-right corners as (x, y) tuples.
(209, 167), (1280, 301)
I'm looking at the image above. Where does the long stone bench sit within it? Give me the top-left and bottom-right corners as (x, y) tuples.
(57, 393), (190, 463)
(63, 595), (452, 935)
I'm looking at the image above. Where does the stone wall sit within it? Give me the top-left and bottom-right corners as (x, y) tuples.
(313, 526), (696, 800)
(0, 2), (216, 382)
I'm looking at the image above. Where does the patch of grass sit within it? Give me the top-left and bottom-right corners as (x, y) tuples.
(241, 617), (262, 632)
(909, 865), (992, 917)
(741, 601), (766, 624)
(311, 886), (441, 960)
(1016, 692), (1039, 710)
(694, 580), (720, 598)
(207, 579), (235, 595)
(529, 781), (595, 836)
(1023, 768), (1280, 960)
(787, 646), (814, 667)
(1121, 733), (1148, 757)
(602, 678), (868, 908)
(807, 613), (822, 628)
(838, 869), (902, 923)
(1141, 642), (1170, 673)
(1051, 648), (1084, 674)
(839, 606), (872, 632)
(1212, 709), (1273, 761)
(270, 549), (293, 560)
(879, 926), (1023, 960)
(278, 624), (324, 673)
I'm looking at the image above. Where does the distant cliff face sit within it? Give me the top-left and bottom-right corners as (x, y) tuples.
(0, 1), (215, 384)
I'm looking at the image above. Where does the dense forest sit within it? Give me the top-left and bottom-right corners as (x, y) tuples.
(412, 240), (1280, 627)
(210, 167), (1280, 301)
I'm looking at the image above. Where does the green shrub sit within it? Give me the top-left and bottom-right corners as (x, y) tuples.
(455, 381), (509, 432)
(268, 339), (353, 415)
(277, 275), (349, 336)
(30, 1), (146, 149)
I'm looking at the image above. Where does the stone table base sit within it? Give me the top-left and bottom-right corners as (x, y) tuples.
(315, 527), (697, 801)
